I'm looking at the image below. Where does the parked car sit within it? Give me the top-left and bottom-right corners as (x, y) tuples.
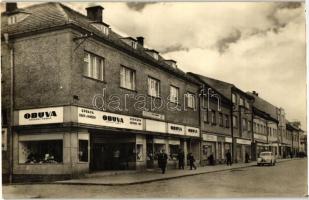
(257, 151), (276, 166)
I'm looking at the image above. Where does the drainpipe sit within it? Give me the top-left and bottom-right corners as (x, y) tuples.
(4, 33), (14, 183)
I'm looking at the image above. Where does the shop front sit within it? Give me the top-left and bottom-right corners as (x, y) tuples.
(235, 138), (251, 163)
(223, 137), (232, 162)
(201, 133), (217, 165)
(12, 106), (200, 181)
(253, 134), (269, 160)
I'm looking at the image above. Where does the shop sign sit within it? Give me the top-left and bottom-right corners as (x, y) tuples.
(169, 139), (180, 145)
(2, 128), (7, 151)
(202, 134), (217, 142)
(153, 138), (165, 144)
(19, 107), (63, 125)
(225, 137), (232, 143)
(167, 123), (185, 135)
(185, 126), (200, 137)
(254, 134), (267, 141)
(145, 119), (166, 133)
(78, 107), (143, 131)
(236, 138), (251, 145)
(142, 111), (165, 120)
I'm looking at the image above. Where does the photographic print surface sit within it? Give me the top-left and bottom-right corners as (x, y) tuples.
(1, 1), (307, 198)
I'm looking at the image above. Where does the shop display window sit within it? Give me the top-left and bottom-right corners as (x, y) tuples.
(19, 140), (63, 164)
(169, 144), (179, 160)
(136, 144), (143, 161)
(79, 140), (88, 162)
(154, 144), (166, 160)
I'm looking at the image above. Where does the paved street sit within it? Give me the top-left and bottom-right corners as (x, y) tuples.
(3, 159), (307, 198)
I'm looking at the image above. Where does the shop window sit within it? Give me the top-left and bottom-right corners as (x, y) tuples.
(79, 140), (88, 162)
(83, 52), (104, 81)
(169, 144), (179, 160)
(136, 144), (143, 161)
(120, 66), (136, 90)
(154, 144), (166, 160)
(19, 140), (63, 164)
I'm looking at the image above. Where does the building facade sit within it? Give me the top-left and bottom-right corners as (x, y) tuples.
(1, 3), (201, 182)
(188, 73), (233, 165)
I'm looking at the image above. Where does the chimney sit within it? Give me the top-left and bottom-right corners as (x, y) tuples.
(86, 5), (104, 23)
(252, 91), (259, 96)
(136, 37), (144, 46)
(6, 2), (18, 13)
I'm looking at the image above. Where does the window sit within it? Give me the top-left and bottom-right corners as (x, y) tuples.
(19, 140), (63, 164)
(248, 121), (251, 132)
(203, 110), (209, 123)
(219, 113), (223, 126)
(120, 66), (136, 90)
(8, 15), (17, 25)
(93, 24), (109, 35)
(239, 97), (244, 106)
(253, 122), (256, 132)
(225, 115), (229, 128)
(186, 92), (196, 109)
(132, 41), (137, 49)
(83, 52), (104, 81)
(233, 116), (238, 128)
(232, 93), (237, 104)
(242, 118), (247, 131)
(170, 86), (179, 103)
(148, 77), (160, 97)
(245, 100), (249, 109)
(136, 144), (143, 161)
(79, 140), (88, 162)
(211, 110), (216, 125)
(169, 144), (180, 160)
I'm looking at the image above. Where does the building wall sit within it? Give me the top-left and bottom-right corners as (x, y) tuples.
(71, 30), (199, 127)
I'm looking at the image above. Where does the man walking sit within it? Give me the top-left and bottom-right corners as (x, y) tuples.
(188, 152), (197, 170)
(226, 150), (232, 166)
(158, 149), (168, 174)
(178, 149), (185, 170)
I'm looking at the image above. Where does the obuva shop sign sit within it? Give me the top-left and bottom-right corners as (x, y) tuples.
(102, 115), (124, 123)
(19, 107), (64, 125)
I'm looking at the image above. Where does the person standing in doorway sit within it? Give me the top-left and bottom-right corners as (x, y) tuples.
(158, 149), (168, 174)
(177, 149), (185, 170)
(245, 152), (250, 163)
(226, 150), (232, 166)
(188, 152), (197, 170)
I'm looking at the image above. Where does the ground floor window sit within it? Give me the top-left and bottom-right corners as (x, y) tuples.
(19, 140), (63, 164)
(154, 144), (166, 160)
(169, 144), (180, 160)
(79, 140), (88, 162)
(136, 144), (143, 161)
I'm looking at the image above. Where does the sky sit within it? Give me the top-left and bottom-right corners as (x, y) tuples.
(4, 2), (307, 130)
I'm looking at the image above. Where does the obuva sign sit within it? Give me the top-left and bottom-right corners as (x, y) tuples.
(24, 111), (57, 120)
(19, 107), (64, 125)
(102, 115), (124, 123)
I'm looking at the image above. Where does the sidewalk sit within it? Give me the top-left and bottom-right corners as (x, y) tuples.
(55, 158), (295, 186)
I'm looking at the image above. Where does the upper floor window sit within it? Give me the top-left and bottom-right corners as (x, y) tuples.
(211, 110), (216, 125)
(83, 52), (104, 81)
(170, 85), (179, 103)
(242, 118), (247, 131)
(247, 121), (251, 132)
(186, 92), (196, 109)
(232, 93), (237, 104)
(120, 66), (136, 90)
(8, 15), (17, 25)
(148, 77), (160, 97)
(253, 122), (256, 132)
(203, 110), (209, 123)
(239, 97), (244, 106)
(93, 24), (109, 36)
(225, 114), (229, 128)
(233, 116), (238, 128)
(245, 100), (249, 109)
(219, 113), (223, 126)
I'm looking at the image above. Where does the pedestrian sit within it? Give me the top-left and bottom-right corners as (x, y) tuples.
(226, 150), (232, 166)
(208, 153), (215, 165)
(178, 149), (185, 170)
(245, 152), (250, 163)
(188, 152), (197, 170)
(158, 149), (168, 174)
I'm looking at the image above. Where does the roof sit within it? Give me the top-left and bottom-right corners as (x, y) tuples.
(247, 92), (278, 120)
(1, 2), (199, 86)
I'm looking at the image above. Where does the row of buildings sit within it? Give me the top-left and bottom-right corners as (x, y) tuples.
(1, 2), (306, 182)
